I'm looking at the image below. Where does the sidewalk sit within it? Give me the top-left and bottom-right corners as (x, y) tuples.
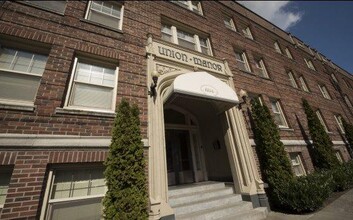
(265, 188), (353, 220)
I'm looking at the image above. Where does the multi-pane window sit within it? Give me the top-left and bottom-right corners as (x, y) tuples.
(289, 153), (306, 177)
(304, 58), (316, 70)
(42, 167), (106, 220)
(234, 51), (251, 72)
(344, 95), (353, 108)
(318, 85), (331, 100)
(288, 72), (298, 88)
(242, 27), (253, 40)
(285, 47), (293, 59)
(171, 1), (203, 15)
(0, 46), (48, 106)
(270, 99), (288, 128)
(316, 110), (329, 132)
(274, 41), (282, 54)
(343, 79), (352, 89)
(224, 17), (236, 31)
(161, 24), (212, 55)
(254, 59), (269, 78)
(335, 151), (343, 163)
(65, 57), (118, 112)
(24, 1), (67, 14)
(85, 1), (124, 30)
(299, 76), (310, 92)
(334, 115), (345, 134)
(0, 168), (12, 208)
(331, 74), (338, 84)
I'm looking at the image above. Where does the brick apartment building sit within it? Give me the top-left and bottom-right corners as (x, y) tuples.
(0, 1), (353, 220)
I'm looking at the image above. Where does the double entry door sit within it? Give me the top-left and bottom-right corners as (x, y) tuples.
(165, 129), (206, 186)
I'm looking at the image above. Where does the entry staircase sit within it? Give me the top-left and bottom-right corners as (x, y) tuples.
(168, 181), (268, 220)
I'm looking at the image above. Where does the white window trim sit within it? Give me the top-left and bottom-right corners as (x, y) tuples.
(285, 47), (293, 59)
(331, 74), (338, 84)
(335, 151), (343, 163)
(255, 59), (269, 78)
(299, 76), (309, 92)
(172, 1), (203, 15)
(274, 42), (282, 54)
(290, 153), (306, 177)
(334, 115), (345, 134)
(316, 110), (329, 132)
(271, 99), (289, 128)
(63, 57), (119, 113)
(84, 1), (124, 30)
(318, 85), (331, 100)
(304, 58), (316, 70)
(235, 51), (251, 72)
(288, 72), (298, 88)
(224, 17), (236, 31)
(243, 27), (253, 40)
(344, 95), (353, 108)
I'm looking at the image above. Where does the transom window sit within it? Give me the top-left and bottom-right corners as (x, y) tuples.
(255, 59), (269, 78)
(161, 23), (212, 55)
(234, 51), (251, 72)
(0, 46), (48, 106)
(65, 57), (118, 112)
(274, 41), (282, 54)
(318, 85), (331, 100)
(242, 27), (253, 40)
(285, 47), (293, 59)
(24, 1), (67, 14)
(85, 1), (124, 30)
(224, 17), (236, 31)
(41, 167), (106, 220)
(304, 58), (316, 71)
(288, 72), (298, 88)
(270, 99), (288, 128)
(316, 110), (329, 132)
(171, 1), (203, 15)
(289, 153), (306, 177)
(334, 115), (345, 134)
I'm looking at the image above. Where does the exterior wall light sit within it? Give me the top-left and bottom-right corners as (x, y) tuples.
(149, 70), (160, 97)
(238, 89), (248, 109)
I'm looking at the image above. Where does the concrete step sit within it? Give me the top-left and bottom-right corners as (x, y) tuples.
(169, 186), (235, 207)
(177, 201), (253, 220)
(168, 181), (226, 197)
(218, 207), (268, 220)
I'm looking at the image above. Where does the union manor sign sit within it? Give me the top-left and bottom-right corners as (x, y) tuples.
(148, 41), (226, 75)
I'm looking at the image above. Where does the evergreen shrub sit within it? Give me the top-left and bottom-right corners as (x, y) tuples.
(343, 119), (353, 157)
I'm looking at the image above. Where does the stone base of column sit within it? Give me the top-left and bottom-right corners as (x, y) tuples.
(241, 193), (270, 210)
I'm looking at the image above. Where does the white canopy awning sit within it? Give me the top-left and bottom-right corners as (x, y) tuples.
(164, 72), (239, 112)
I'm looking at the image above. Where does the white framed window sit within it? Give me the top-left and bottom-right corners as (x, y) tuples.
(343, 79), (352, 89)
(344, 95), (353, 108)
(64, 57), (119, 113)
(248, 93), (263, 106)
(304, 58), (316, 71)
(24, 1), (67, 14)
(288, 72), (298, 88)
(255, 59), (269, 78)
(85, 1), (124, 30)
(0, 167), (12, 209)
(334, 115), (345, 134)
(234, 51), (251, 72)
(242, 27), (253, 40)
(161, 24), (212, 56)
(0, 46), (48, 106)
(318, 85), (331, 100)
(285, 47), (293, 59)
(331, 74), (338, 84)
(40, 166), (106, 220)
(274, 41), (282, 54)
(335, 150), (343, 163)
(224, 17), (236, 31)
(299, 76), (310, 92)
(270, 99), (288, 128)
(316, 110), (329, 132)
(171, 1), (203, 15)
(289, 153), (306, 177)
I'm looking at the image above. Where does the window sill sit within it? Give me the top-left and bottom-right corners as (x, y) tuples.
(80, 19), (124, 34)
(238, 70), (272, 81)
(55, 107), (116, 118)
(0, 102), (35, 112)
(279, 127), (294, 132)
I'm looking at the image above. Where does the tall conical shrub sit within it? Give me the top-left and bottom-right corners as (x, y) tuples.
(343, 119), (353, 157)
(103, 99), (148, 220)
(302, 99), (339, 169)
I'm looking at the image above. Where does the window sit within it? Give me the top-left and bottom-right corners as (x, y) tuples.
(288, 72), (298, 88)
(344, 95), (353, 108)
(331, 74), (338, 84)
(343, 79), (352, 89)
(274, 41), (282, 54)
(335, 151), (343, 163)
(318, 85), (331, 100)
(24, 1), (67, 14)
(242, 27), (253, 40)
(285, 47), (293, 59)
(270, 99), (288, 128)
(316, 110), (329, 132)
(299, 76), (309, 92)
(64, 57), (118, 112)
(334, 115), (345, 134)
(304, 58), (316, 71)
(248, 93), (263, 105)
(289, 153), (306, 177)
(234, 51), (251, 72)
(41, 167), (106, 220)
(254, 59), (269, 78)
(161, 23), (212, 55)
(0, 46), (48, 106)
(171, 1), (203, 15)
(85, 1), (124, 30)
(0, 167), (12, 209)
(224, 17), (236, 31)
